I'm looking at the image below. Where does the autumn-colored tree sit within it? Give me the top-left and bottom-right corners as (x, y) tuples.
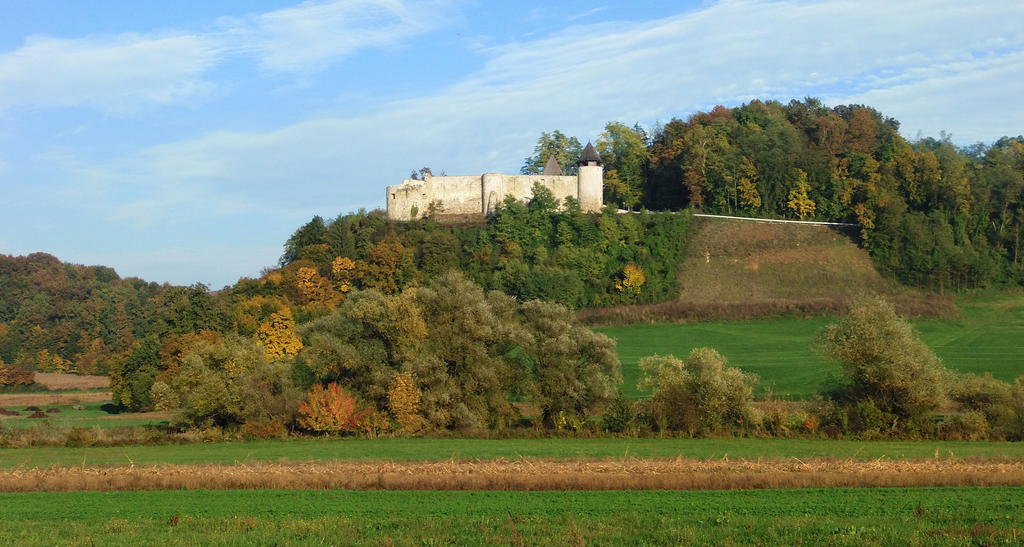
(73, 337), (110, 375)
(387, 372), (424, 433)
(360, 239), (414, 294)
(615, 264), (646, 294)
(295, 266), (340, 308)
(36, 349), (75, 373)
(297, 382), (371, 433)
(330, 256), (358, 294)
(736, 158), (762, 211)
(0, 361), (34, 386)
(159, 330), (223, 373)
(256, 308), (302, 360)
(786, 169), (816, 220)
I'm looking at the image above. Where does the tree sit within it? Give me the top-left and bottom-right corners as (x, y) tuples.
(786, 169), (816, 219)
(818, 297), (951, 432)
(387, 372), (424, 433)
(521, 131), (583, 175)
(280, 216), (327, 266)
(597, 122), (649, 209)
(519, 300), (621, 425)
(256, 308), (302, 360)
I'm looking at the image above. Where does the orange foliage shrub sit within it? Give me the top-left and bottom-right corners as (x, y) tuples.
(297, 383), (370, 433)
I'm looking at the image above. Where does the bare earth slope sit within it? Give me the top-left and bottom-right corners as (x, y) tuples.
(580, 217), (954, 324)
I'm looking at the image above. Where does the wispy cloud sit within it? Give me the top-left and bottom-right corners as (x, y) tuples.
(224, 0), (450, 74)
(0, 0), (452, 113)
(0, 33), (222, 112)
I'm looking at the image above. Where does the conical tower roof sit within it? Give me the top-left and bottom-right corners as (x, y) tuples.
(579, 142), (602, 165)
(542, 156), (563, 175)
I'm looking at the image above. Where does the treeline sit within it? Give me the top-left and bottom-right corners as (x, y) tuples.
(0, 253), (176, 376)
(574, 98), (1023, 291)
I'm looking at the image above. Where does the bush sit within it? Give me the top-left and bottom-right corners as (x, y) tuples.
(637, 348), (757, 436)
(938, 411), (990, 441)
(818, 297), (951, 434)
(297, 382), (372, 433)
(601, 395), (636, 433)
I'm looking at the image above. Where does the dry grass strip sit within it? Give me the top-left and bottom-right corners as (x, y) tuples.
(0, 392), (112, 407)
(33, 373), (110, 390)
(3, 458), (1023, 492)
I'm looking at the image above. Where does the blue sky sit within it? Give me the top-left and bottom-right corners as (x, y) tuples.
(1, 0), (1022, 288)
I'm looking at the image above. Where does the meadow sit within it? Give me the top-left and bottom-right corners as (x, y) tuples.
(0, 487), (1021, 545)
(601, 292), (1024, 398)
(0, 400), (168, 429)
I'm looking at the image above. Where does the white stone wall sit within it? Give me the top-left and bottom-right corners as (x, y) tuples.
(385, 169), (602, 221)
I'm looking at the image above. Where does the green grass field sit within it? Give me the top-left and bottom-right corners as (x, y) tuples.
(2, 437), (1023, 468)
(0, 401), (168, 429)
(601, 292), (1024, 398)
(0, 487), (1020, 545)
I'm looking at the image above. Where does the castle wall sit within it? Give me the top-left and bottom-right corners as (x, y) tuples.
(386, 170), (601, 221)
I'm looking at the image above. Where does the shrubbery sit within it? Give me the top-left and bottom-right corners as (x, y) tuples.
(637, 348), (758, 436)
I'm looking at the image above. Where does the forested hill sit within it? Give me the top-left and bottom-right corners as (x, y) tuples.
(0, 253), (227, 375)
(585, 98), (1022, 291)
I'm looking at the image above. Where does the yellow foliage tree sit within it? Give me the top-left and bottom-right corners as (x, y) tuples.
(615, 264), (646, 294)
(36, 349), (75, 373)
(256, 308), (302, 360)
(387, 372), (424, 433)
(330, 256), (358, 294)
(296, 267), (340, 307)
(786, 169), (816, 220)
(736, 158), (761, 211)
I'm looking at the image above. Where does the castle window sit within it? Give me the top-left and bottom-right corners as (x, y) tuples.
(391, 193), (396, 200)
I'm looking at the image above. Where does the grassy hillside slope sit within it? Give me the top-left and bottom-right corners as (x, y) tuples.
(580, 217), (955, 324)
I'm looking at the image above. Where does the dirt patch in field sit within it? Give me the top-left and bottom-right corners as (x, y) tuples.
(2, 457), (1022, 492)
(0, 392), (112, 407)
(33, 373), (110, 390)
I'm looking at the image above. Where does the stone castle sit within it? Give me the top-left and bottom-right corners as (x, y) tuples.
(386, 143), (603, 221)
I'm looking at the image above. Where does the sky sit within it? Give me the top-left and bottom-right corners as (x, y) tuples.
(1, 0), (1022, 288)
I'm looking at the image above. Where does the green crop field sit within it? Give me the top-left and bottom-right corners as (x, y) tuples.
(601, 293), (1024, 398)
(0, 487), (1021, 545)
(2, 437), (1023, 468)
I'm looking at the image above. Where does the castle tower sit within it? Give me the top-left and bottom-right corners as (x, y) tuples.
(577, 142), (603, 212)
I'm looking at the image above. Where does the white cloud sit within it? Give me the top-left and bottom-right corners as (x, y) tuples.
(0, 0), (451, 113)
(225, 0), (450, 74)
(0, 33), (221, 112)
